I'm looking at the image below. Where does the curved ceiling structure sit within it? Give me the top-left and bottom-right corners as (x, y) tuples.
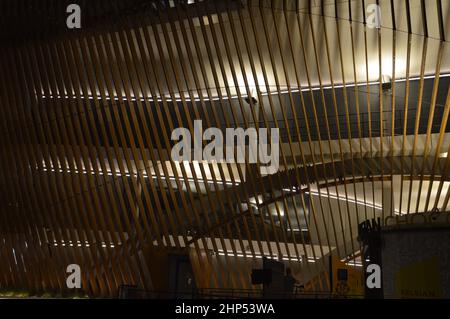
(0, 0), (449, 297)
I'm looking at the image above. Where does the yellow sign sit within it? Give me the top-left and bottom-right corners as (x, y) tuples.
(331, 256), (364, 297)
(395, 257), (442, 299)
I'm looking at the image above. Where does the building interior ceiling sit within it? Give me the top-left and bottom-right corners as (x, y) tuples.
(0, 0), (449, 296)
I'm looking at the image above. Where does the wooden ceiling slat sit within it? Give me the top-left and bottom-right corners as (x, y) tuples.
(1, 0), (450, 296)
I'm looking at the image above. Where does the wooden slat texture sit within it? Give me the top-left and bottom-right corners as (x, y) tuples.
(0, 0), (449, 296)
